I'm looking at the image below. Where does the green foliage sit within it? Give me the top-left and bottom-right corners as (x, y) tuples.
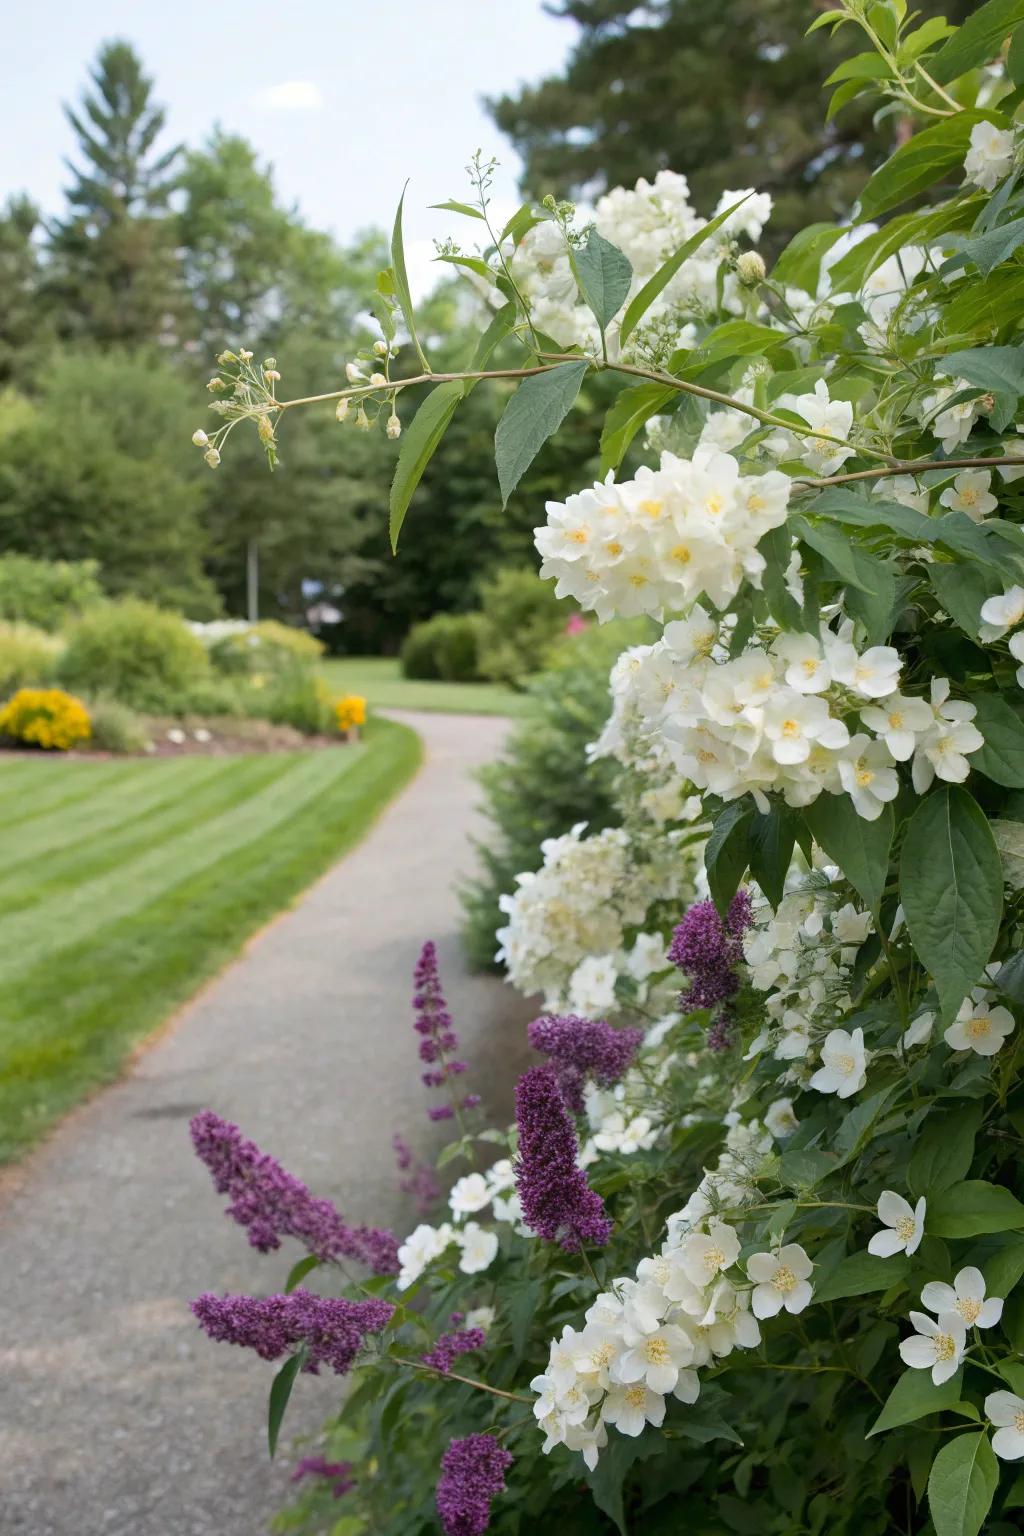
(399, 613), (485, 683)
(495, 359), (590, 505)
(259, 670), (335, 736)
(207, 621), (324, 679)
(58, 599), (210, 710)
(83, 697), (151, 754)
(0, 622), (62, 697)
(474, 565), (572, 686)
(0, 553), (104, 631)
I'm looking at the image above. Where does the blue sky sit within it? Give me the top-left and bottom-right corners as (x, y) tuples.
(3, 0), (574, 296)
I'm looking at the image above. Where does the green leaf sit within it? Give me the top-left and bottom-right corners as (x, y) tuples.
(927, 1431), (999, 1536)
(747, 805), (797, 908)
(899, 786), (1003, 1023)
(585, 1435), (666, 1535)
(802, 797), (894, 912)
(816, 1249), (910, 1304)
(771, 224), (847, 296)
(268, 1349), (304, 1458)
(389, 381), (465, 551)
(945, 215), (1024, 278)
(909, 1102), (984, 1198)
(429, 198), (486, 220)
(975, 1235), (1024, 1298)
(809, 488), (935, 545)
(792, 518), (897, 618)
(390, 182), (429, 372)
(283, 1254), (321, 1293)
(929, 1180), (1024, 1238)
(969, 692), (1024, 787)
(995, 950), (1024, 1004)
(758, 524), (804, 630)
(572, 229), (633, 330)
(927, 561), (1004, 641)
(929, 0), (1024, 83)
(825, 51), (894, 85)
(858, 112), (998, 220)
(937, 346), (1024, 431)
(704, 799), (753, 915)
(779, 1147), (839, 1190)
(499, 203), (544, 245)
(494, 360), (589, 507)
(942, 266), (1024, 334)
(599, 381), (678, 475)
(834, 1083), (900, 1163)
(470, 300), (518, 372)
(1011, 22), (1024, 83)
(619, 196), (750, 346)
(869, 1367), (965, 1436)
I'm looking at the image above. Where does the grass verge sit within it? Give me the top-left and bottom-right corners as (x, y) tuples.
(322, 656), (528, 716)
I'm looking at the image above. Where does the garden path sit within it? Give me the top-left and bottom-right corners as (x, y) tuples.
(0, 710), (531, 1536)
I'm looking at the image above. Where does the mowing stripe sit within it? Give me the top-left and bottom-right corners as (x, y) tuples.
(0, 759), (149, 830)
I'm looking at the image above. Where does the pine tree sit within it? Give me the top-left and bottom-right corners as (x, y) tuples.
(0, 196), (47, 382)
(47, 40), (183, 344)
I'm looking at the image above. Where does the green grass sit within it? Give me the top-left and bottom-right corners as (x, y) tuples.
(321, 656), (529, 716)
(0, 718), (422, 1161)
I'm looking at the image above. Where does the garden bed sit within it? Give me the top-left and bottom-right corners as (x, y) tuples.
(0, 714), (357, 759)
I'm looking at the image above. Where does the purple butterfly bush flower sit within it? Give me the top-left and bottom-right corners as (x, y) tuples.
(514, 1065), (613, 1252)
(667, 890), (753, 1050)
(435, 1434), (513, 1536)
(527, 1013), (643, 1113)
(413, 941), (478, 1120)
(392, 1132), (441, 1215)
(190, 1289), (394, 1376)
(420, 1326), (487, 1374)
(291, 1457), (356, 1499)
(190, 1110), (399, 1275)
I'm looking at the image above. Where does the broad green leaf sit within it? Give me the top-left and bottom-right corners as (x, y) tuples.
(942, 266), (1024, 335)
(807, 9), (850, 35)
(927, 561), (1004, 640)
(499, 202), (544, 245)
(944, 215), (1024, 278)
(869, 1367), (965, 1436)
(391, 182), (429, 372)
(792, 518), (897, 617)
(673, 319), (789, 376)
(779, 1147), (840, 1189)
(747, 805), (797, 908)
(929, 1180), (1024, 1237)
(899, 786), (1003, 1023)
(972, 1235), (1024, 1298)
(494, 360), (590, 506)
(470, 300), (518, 372)
(586, 1435), (666, 1535)
(599, 381), (678, 475)
(825, 51), (894, 85)
(970, 692), (1024, 787)
(389, 381), (465, 551)
(771, 223), (847, 296)
(619, 196), (750, 346)
(929, 0), (1024, 83)
(936, 345), (1024, 431)
(1011, 21), (1024, 83)
(268, 1349), (304, 1458)
(758, 524), (804, 630)
(572, 229), (633, 330)
(909, 1102), (984, 1197)
(705, 799), (753, 916)
(927, 1431), (999, 1536)
(284, 1254), (321, 1293)
(845, 558), (901, 644)
(803, 794), (894, 912)
(809, 488), (935, 545)
(429, 198), (486, 220)
(995, 950), (1024, 1004)
(436, 252), (495, 282)
(816, 1249), (910, 1304)
(899, 15), (956, 64)
(858, 112), (997, 221)
(834, 1083), (900, 1163)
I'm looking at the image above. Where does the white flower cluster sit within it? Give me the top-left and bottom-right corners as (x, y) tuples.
(533, 1214), (812, 1468)
(495, 822), (696, 1007)
(396, 1160), (523, 1289)
(963, 119), (1016, 192)
(980, 585), (1024, 687)
(591, 608), (984, 818)
(535, 448), (792, 623)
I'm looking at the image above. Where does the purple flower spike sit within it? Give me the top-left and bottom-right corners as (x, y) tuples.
(420, 1326), (486, 1374)
(190, 1289), (394, 1376)
(436, 1434), (513, 1536)
(413, 941), (478, 1122)
(667, 891), (753, 1046)
(392, 1133), (441, 1216)
(514, 1065), (612, 1252)
(190, 1111), (399, 1275)
(291, 1457), (355, 1498)
(527, 1013), (643, 1113)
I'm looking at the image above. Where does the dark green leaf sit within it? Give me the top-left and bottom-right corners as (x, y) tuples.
(937, 346), (1024, 431)
(268, 1350), (304, 1458)
(619, 197), (749, 346)
(802, 797), (894, 912)
(572, 229), (633, 330)
(834, 1083), (899, 1163)
(779, 1147), (839, 1190)
(869, 1368), (965, 1436)
(858, 112), (999, 220)
(747, 805), (797, 908)
(995, 950), (1024, 1004)
(816, 1250), (910, 1305)
(899, 786), (1003, 1022)
(970, 692), (1024, 787)
(975, 1235), (1024, 1298)
(927, 1431), (999, 1536)
(771, 224), (847, 295)
(809, 488), (935, 545)
(389, 381), (465, 551)
(284, 1255), (321, 1293)
(704, 800), (753, 916)
(909, 1102), (984, 1198)
(929, 0), (1024, 83)
(945, 216), (1024, 278)
(759, 524), (804, 630)
(927, 561), (1004, 640)
(494, 360), (589, 507)
(793, 518), (897, 619)
(929, 1180), (1024, 1238)
(391, 182), (429, 372)
(599, 381), (678, 475)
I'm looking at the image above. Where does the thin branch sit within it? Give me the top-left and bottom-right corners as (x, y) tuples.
(797, 454), (1024, 488)
(390, 1354), (533, 1405)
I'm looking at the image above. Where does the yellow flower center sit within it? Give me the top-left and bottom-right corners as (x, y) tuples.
(670, 544), (692, 564)
(705, 494), (724, 516)
(747, 493), (765, 512)
(856, 767), (875, 787)
(968, 1015), (992, 1038)
(1015, 1409), (1024, 1433)
(888, 710), (903, 728)
(773, 1265), (797, 1293)
(781, 719), (801, 738)
(933, 1333), (956, 1363)
(605, 541), (624, 557)
(697, 748), (718, 764)
(629, 572), (649, 588)
(639, 498), (663, 519)
(960, 488), (978, 505)
(956, 1297), (981, 1324)
(644, 1336), (670, 1365)
(835, 1054), (856, 1074)
(704, 1246), (726, 1272)
(895, 1216), (917, 1242)
(567, 527), (589, 544)
(625, 1385), (648, 1408)
(801, 658), (819, 676)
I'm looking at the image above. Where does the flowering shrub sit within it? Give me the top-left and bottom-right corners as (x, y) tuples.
(0, 687), (91, 750)
(335, 694), (367, 731)
(188, 5), (1024, 1533)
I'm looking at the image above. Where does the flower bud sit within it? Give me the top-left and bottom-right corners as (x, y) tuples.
(386, 412), (401, 440)
(373, 339), (389, 356)
(369, 372), (387, 387)
(207, 377), (228, 392)
(204, 447), (221, 468)
(239, 349), (254, 362)
(736, 250), (766, 287)
(263, 368), (281, 382)
(336, 398), (350, 422)
(346, 362), (365, 384)
(192, 429), (209, 447)
(355, 406), (370, 430)
(217, 350), (238, 366)
(257, 414), (275, 443)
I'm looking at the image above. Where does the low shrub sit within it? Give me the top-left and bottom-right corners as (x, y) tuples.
(400, 613), (484, 681)
(261, 670), (335, 734)
(206, 619), (324, 678)
(58, 599), (210, 710)
(84, 698), (152, 754)
(335, 694), (367, 731)
(475, 565), (572, 686)
(0, 621), (62, 697)
(0, 554), (104, 631)
(0, 687), (91, 751)
(459, 619), (655, 969)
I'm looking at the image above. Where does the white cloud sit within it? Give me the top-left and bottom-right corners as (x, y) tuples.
(253, 80), (324, 112)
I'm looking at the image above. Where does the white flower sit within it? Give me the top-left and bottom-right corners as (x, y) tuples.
(859, 247), (928, 329)
(485, 1158), (516, 1195)
(601, 1382), (666, 1437)
(763, 689), (850, 765)
(774, 632), (831, 694)
(868, 1191), (926, 1258)
(875, 475), (930, 514)
(827, 634), (902, 699)
(860, 691), (936, 761)
(787, 380), (856, 476)
(593, 1112), (658, 1155)
(713, 186), (773, 241)
(345, 362), (365, 383)
(677, 1220), (742, 1287)
(563, 1418), (608, 1470)
(615, 1322), (695, 1394)
(1011, 630), (1024, 688)
(944, 996), (1015, 1056)
(746, 1244), (814, 1318)
(765, 1097), (799, 1139)
(838, 736), (899, 821)
(985, 1391), (1024, 1460)
(449, 1173), (492, 1218)
(923, 379), (981, 454)
(902, 1011), (935, 1050)
(699, 1278), (762, 1353)
(166, 727), (186, 745)
(809, 1026), (868, 1098)
(921, 1267), (1003, 1330)
(831, 903), (874, 946)
(626, 931), (667, 982)
(568, 954), (619, 1016)
(911, 678), (985, 791)
(939, 469), (997, 522)
(899, 1310), (967, 1385)
(396, 1222), (454, 1289)
(979, 585), (1024, 642)
(465, 1306), (496, 1333)
(964, 120), (1016, 191)
(455, 1221), (499, 1275)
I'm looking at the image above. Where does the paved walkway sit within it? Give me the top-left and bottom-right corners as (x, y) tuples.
(0, 712), (532, 1535)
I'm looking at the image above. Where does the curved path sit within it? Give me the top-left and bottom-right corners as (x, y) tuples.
(0, 711), (532, 1535)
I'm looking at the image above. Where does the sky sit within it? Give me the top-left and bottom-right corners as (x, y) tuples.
(2, 0), (576, 297)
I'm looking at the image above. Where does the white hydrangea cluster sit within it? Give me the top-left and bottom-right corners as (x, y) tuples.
(591, 608), (984, 819)
(534, 447), (792, 623)
(495, 822), (698, 1007)
(533, 1210), (812, 1468)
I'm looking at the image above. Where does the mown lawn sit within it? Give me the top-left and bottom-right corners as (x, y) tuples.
(0, 718), (421, 1161)
(322, 656), (529, 716)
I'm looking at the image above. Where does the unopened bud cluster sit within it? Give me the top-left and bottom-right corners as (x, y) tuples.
(190, 347), (283, 470)
(336, 334), (402, 440)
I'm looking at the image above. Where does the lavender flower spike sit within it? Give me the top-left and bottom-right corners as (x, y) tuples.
(191, 1289), (394, 1376)
(190, 1110), (399, 1275)
(527, 1013), (643, 1113)
(667, 890), (753, 1049)
(413, 941), (477, 1118)
(514, 1065), (613, 1252)
(420, 1326), (487, 1374)
(435, 1434), (513, 1536)
(291, 1457), (356, 1499)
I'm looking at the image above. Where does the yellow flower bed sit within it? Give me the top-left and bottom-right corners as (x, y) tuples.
(0, 687), (92, 751)
(335, 694), (367, 732)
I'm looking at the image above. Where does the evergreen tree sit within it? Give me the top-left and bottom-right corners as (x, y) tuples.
(0, 197), (47, 383)
(47, 40), (182, 344)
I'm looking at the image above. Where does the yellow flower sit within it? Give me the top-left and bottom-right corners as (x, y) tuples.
(335, 694), (367, 731)
(0, 688), (92, 751)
